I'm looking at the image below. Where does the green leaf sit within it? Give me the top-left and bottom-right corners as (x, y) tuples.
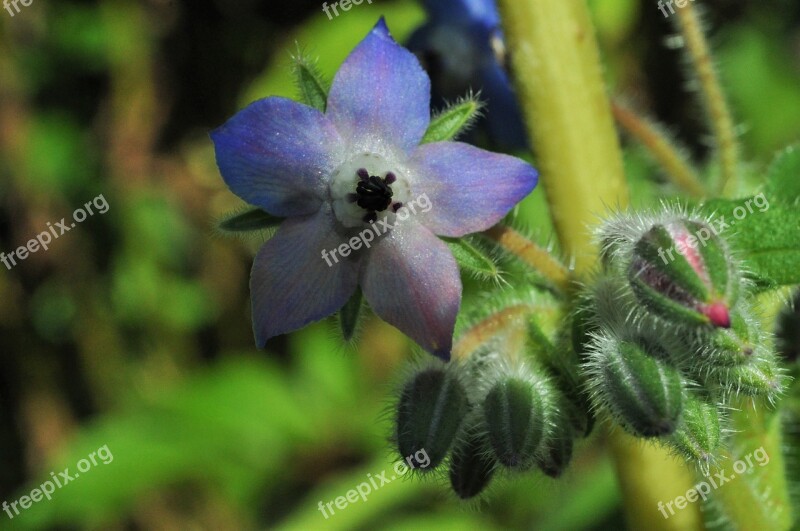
(702, 197), (800, 289)
(765, 144), (800, 206)
(290, 47), (329, 112)
(217, 208), (283, 233)
(339, 288), (362, 342)
(443, 237), (500, 280)
(421, 96), (482, 143)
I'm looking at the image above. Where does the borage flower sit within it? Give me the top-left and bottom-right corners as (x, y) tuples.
(211, 19), (537, 360)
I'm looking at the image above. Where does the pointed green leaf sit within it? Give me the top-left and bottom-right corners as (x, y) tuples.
(422, 97), (482, 143)
(702, 197), (800, 289)
(290, 48), (329, 112)
(217, 208), (283, 233)
(443, 237), (500, 280)
(339, 288), (362, 342)
(765, 144), (800, 206)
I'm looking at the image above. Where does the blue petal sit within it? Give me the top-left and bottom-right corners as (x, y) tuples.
(250, 205), (359, 347)
(327, 19), (431, 154)
(421, 0), (500, 28)
(211, 97), (345, 217)
(361, 223), (461, 360)
(409, 142), (537, 237)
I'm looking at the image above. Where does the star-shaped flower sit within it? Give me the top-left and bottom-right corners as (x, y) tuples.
(211, 19), (537, 360)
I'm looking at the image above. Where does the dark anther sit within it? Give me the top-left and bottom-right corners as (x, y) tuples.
(392, 202), (403, 212)
(355, 174), (393, 212)
(363, 211), (378, 223)
(384, 172), (397, 185)
(357, 168), (370, 181)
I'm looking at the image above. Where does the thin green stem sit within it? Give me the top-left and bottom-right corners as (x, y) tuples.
(674, 4), (740, 195)
(612, 101), (707, 198)
(484, 225), (572, 292)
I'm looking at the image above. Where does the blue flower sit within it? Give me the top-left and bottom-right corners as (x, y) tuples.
(211, 19), (537, 360)
(408, 0), (528, 149)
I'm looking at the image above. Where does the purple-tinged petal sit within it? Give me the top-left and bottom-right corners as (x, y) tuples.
(361, 222), (461, 360)
(250, 205), (358, 346)
(212, 97), (345, 217)
(409, 142), (537, 237)
(327, 18), (431, 154)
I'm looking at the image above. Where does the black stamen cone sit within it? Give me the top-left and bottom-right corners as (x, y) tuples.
(356, 175), (393, 212)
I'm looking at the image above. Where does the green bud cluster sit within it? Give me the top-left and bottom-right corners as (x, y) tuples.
(580, 208), (787, 465)
(393, 349), (586, 499)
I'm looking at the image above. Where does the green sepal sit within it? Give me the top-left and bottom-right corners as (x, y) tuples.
(338, 288), (362, 342)
(217, 208), (283, 233)
(290, 47), (329, 112)
(443, 236), (500, 281)
(421, 96), (482, 143)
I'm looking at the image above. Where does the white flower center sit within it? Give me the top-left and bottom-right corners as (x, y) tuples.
(330, 152), (411, 228)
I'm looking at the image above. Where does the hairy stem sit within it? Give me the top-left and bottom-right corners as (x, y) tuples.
(496, 0), (702, 528)
(611, 101), (707, 197)
(496, 0), (627, 271)
(484, 226), (572, 292)
(674, 4), (740, 195)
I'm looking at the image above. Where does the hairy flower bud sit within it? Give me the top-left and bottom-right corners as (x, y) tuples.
(716, 356), (787, 404)
(669, 395), (722, 467)
(683, 309), (762, 372)
(449, 426), (497, 500)
(535, 419), (575, 478)
(482, 368), (557, 470)
(628, 219), (739, 329)
(396, 366), (468, 470)
(587, 335), (684, 437)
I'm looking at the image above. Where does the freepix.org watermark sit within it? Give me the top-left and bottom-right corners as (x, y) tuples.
(657, 192), (769, 265)
(321, 192), (432, 267)
(3, 0), (34, 18)
(3, 444), (114, 520)
(322, 0), (373, 21)
(657, 446), (770, 519)
(657, 0), (698, 18)
(1, 194), (110, 271)
(317, 448), (431, 520)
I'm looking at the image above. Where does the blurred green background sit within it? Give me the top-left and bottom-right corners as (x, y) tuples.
(0, 0), (798, 529)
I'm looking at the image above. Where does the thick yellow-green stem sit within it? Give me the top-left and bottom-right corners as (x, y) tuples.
(496, 1), (702, 529)
(496, 0), (627, 271)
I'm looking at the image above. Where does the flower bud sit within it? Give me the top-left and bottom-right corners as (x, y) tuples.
(535, 419), (575, 478)
(716, 356), (787, 404)
(396, 366), (468, 470)
(689, 309), (761, 369)
(669, 395), (722, 467)
(449, 427), (497, 500)
(483, 370), (557, 470)
(628, 219), (739, 329)
(587, 335), (684, 437)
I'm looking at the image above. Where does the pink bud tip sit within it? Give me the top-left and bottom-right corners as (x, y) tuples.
(705, 303), (731, 328)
